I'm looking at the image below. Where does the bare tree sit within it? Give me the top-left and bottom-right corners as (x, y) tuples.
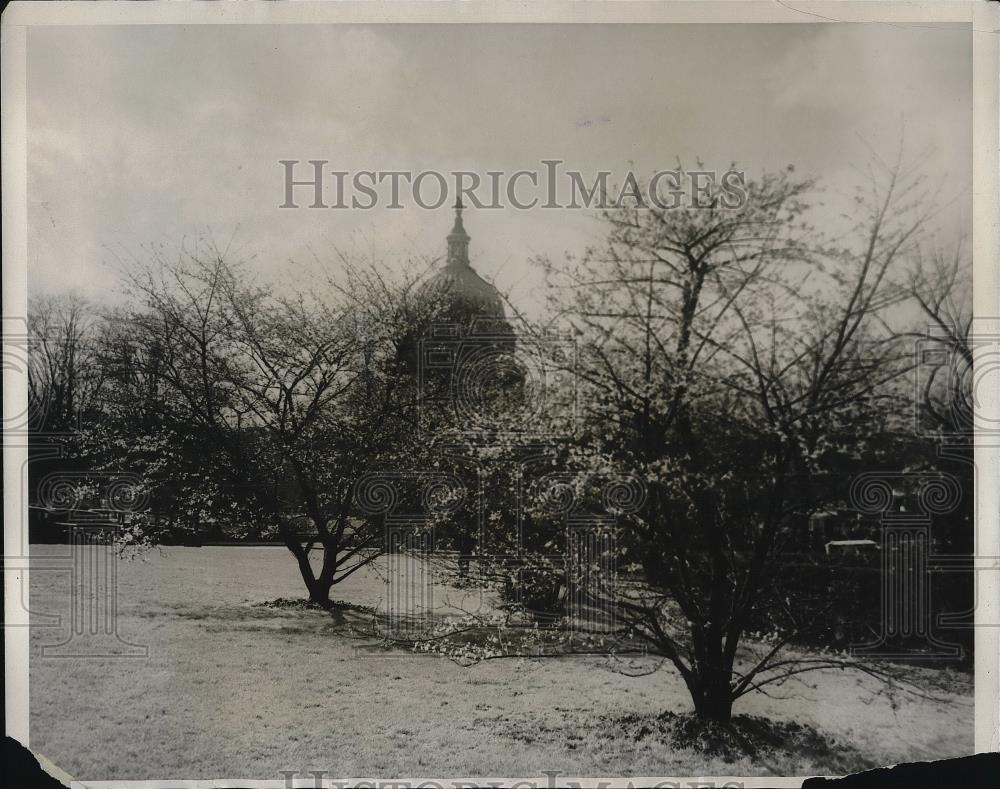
(899, 239), (973, 437)
(28, 293), (105, 434)
(529, 159), (933, 722)
(86, 239), (429, 606)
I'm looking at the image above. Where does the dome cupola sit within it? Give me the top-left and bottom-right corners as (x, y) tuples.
(420, 201), (507, 321)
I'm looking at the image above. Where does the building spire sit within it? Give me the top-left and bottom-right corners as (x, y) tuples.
(447, 198), (470, 267)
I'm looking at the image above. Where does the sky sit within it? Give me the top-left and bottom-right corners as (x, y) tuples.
(27, 23), (972, 312)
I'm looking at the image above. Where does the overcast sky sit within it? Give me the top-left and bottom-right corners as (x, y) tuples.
(27, 23), (971, 311)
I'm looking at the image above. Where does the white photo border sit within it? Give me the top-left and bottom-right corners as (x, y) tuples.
(2, 1), (997, 786)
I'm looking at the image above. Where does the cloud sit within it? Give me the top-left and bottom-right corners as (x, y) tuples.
(26, 23), (972, 308)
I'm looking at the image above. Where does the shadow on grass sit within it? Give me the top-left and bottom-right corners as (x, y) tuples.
(132, 597), (380, 638)
(606, 711), (879, 774)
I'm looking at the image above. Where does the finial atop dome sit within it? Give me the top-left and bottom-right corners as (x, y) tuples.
(447, 198), (470, 267)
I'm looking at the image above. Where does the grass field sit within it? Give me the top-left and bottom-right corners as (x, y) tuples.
(28, 544), (974, 781)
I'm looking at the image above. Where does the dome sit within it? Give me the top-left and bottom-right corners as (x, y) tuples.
(420, 264), (507, 320)
(403, 202), (524, 410)
(418, 203), (507, 321)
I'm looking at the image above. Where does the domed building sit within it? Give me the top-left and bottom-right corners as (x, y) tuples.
(406, 201), (522, 418)
(418, 200), (511, 333)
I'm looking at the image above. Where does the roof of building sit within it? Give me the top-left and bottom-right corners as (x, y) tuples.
(419, 202), (507, 320)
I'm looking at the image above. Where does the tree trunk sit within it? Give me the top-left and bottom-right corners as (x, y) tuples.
(306, 576), (334, 608)
(692, 669), (735, 723)
(285, 539), (335, 609)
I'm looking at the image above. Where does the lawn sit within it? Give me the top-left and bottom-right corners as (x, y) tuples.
(28, 544), (974, 781)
